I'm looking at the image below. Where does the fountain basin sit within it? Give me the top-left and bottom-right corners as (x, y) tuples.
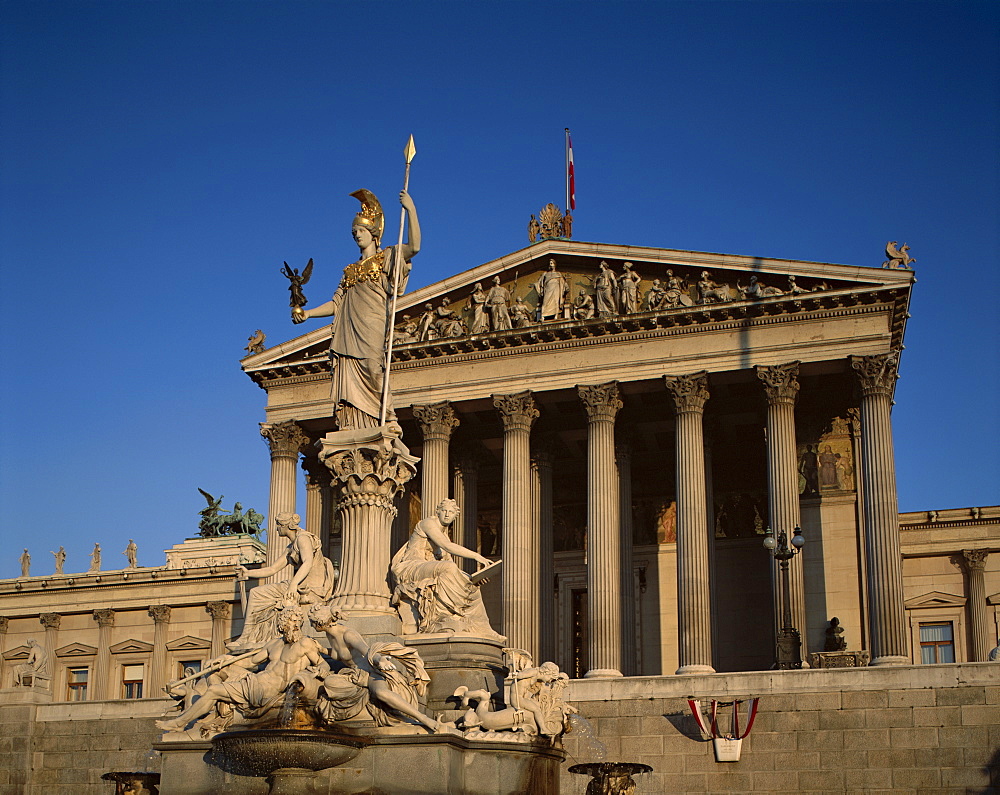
(211, 729), (364, 774)
(569, 762), (654, 794)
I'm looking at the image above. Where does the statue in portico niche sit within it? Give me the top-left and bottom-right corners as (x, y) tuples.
(533, 259), (569, 321)
(390, 499), (503, 639)
(292, 189), (421, 430)
(14, 638), (48, 686)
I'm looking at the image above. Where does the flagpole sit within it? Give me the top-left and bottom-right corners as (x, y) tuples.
(380, 135), (416, 426)
(564, 128), (570, 215)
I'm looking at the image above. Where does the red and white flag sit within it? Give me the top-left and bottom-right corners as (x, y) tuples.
(565, 128), (575, 211)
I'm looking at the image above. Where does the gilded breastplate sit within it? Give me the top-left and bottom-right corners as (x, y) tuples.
(339, 251), (385, 290)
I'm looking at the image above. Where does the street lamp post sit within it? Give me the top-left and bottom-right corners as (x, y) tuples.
(764, 525), (805, 669)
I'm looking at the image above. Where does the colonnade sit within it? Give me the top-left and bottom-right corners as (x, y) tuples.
(259, 352), (914, 673)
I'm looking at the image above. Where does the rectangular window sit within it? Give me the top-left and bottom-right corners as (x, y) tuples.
(178, 660), (202, 678)
(66, 667), (88, 701)
(122, 664), (144, 699)
(919, 622), (955, 664)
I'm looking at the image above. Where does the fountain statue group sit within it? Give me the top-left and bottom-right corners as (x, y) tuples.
(157, 187), (574, 756)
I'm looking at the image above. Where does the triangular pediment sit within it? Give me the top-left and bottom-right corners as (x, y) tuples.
(988, 593), (1000, 606)
(905, 591), (967, 609)
(109, 638), (154, 654)
(165, 635), (212, 652)
(243, 238), (914, 385)
(3, 645), (32, 661)
(55, 642), (98, 657)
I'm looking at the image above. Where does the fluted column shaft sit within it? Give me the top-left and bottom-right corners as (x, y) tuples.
(617, 442), (637, 676)
(453, 455), (480, 573)
(261, 421), (307, 577)
(579, 383), (624, 678)
(665, 372), (716, 674)
(0, 617), (8, 688)
(92, 609), (115, 700)
(533, 447), (555, 662)
(147, 606), (171, 697)
(756, 362), (808, 652)
(963, 550), (991, 661)
(206, 601), (231, 660)
(494, 391), (539, 655)
(851, 353), (908, 665)
(414, 403), (460, 519)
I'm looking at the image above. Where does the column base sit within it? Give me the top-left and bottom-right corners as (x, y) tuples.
(869, 654), (910, 667)
(584, 668), (624, 679)
(675, 664), (716, 675)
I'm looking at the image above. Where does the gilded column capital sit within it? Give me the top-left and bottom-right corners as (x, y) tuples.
(850, 352), (899, 398)
(493, 391), (539, 433)
(205, 601), (231, 620)
(148, 605), (172, 624)
(413, 402), (460, 442)
(39, 613), (61, 630)
(664, 371), (710, 414)
(578, 382), (623, 424)
(93, 608), (115, 628)
(260, 420), (309, 459)
(962, 549), (988, 572)
(755, 361), (800, 405)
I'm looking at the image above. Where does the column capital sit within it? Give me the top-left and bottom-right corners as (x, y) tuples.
(301, 453), (333, 488)
(531, 440), (556, 470)
(452, 451), (483, 477)
(850, 352), (899, 398)
(615, 440), (632, 466)
(148, 605), (172, 624)
(39, 613), (61, 630)
(962, 549), (988, 572)
(664, 371), (710, 414)
(578, 382), (623, 423)
(206, 601), (231, 620)
(260, 420), (309, 458)
(93, 608), (115, 628)
(755, 361), (800, 405)
(493, 391), (539, 433)
(413, 402), (460, 442)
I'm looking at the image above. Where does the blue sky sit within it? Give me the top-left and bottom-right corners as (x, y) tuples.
(1, 1), (997, 578)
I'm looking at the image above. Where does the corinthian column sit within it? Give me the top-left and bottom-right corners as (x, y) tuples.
(962, 550), (991, 661)
(616, 440), (636, 676)
(578, 383), (624, 678)
(532, 443), (555, 662)
(755, 362), (808, 653)
(320, 427), (418, 616)
(493, 391), (539, 653)
(850, 352), (908, 665)
(147, 605), (171, 697)
(665, 371), (715, 674)
(260, 421), (308, 574)
(413, 402), (460, 518)
(206, 601), (231, 659)
(91, 608), (115, 700)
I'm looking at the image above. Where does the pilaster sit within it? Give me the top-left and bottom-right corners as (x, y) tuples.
(205, 601), (231, 660)
(92, 608), (115, 700)
(664, 371), (716, 674)
(493, 391), (539, 655)
(147, 605), (171, 697)
(38, 613), (60, 687)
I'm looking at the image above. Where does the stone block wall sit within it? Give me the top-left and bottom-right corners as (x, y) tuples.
(561, 663), (1000, 794)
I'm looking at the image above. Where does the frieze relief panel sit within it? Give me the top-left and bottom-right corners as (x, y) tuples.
(797, 415), (857, 496)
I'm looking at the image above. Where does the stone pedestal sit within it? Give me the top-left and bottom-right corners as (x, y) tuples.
(318, 425), (418, 618)
(402, 635), (507, 713)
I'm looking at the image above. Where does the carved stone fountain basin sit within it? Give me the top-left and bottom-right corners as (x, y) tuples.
(211, 729), (364, 774)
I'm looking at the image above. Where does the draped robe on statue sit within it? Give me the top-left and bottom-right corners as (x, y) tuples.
(329, 244), (411, 428)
